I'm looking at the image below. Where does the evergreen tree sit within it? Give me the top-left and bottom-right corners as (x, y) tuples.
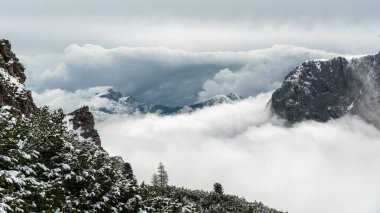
(0, 106), (144, 212)
(157, 162), (169, 187)
(151, 173), (158, 186)
(124, 162), (134, 179)
(213, 183), (223, 195)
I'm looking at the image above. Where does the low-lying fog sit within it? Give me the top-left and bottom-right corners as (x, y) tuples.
(97, 92), (380, 213)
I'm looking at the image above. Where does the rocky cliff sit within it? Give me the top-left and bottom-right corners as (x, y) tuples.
(68, 106), (102, 146)
(271, 52), (380, 125)
(0, 39), (37, 115)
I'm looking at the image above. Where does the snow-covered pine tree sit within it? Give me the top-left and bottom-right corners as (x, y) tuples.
(157, 162), (168, 187)
(0, 106), (144, 212)
(124, 162), (134, 180)
(151, 173), (158, 186)
(213, 183), (223, 195)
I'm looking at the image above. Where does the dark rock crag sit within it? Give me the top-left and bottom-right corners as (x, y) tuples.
(68, 106), (102, 146)
(0, 39), (37, 115)
(0, 40), (26, 83)
(271, 51), (380, 125)
(68, 106), (136, 175)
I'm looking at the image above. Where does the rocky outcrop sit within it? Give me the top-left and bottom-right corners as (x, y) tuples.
(271, 51), (380, 125)
(0, 40), (26, 83)
(0, 39), (37, 115)
(69, 106), (102, 146)
(109, 156), (134, 178)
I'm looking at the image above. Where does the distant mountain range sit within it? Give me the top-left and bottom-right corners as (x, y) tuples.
(81, 86), (241, 121)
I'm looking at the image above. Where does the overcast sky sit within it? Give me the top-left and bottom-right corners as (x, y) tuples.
(1, 0), (380, 54)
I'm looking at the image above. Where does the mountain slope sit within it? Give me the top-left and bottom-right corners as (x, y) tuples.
(271, 52), (380, 125)
(0, 39), (144, 212)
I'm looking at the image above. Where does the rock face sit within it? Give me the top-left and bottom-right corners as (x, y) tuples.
(271, 52), (380, 125)
(0, 40), (26, 83)
(69, 106), (102, 146)
(109, 156), (133, 178)
(0, 39), (37, 115)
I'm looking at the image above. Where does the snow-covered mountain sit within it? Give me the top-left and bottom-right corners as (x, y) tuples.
(271, 51), (380, 126)
(189, 93), (241, 110)
(78, 86), (181, 120)
(56, 86), (241, 121)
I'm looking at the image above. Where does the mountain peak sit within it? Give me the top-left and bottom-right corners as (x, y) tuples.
(98, 88), (123, 101)
(271, 51), (380, 125)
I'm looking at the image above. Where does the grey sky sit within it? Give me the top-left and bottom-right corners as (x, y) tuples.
(1, 0), (380, 54)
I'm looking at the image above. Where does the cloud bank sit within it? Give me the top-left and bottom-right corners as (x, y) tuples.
(96, 93), (380, 213)
(27, 45), (337, 105)
(197, 46), (338, 100)
(32, 87), (121, 114)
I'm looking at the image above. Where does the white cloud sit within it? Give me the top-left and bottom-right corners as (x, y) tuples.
(197, 45), (338, 100)
(96, 92), (380, 213)
(32, 87), (119, 113)
(26, 45), (338, 105)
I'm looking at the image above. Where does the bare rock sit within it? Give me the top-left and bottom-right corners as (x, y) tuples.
(271, 51), (380, 126)
(0, 39), (26, 83)
(0, 39), (37, 116)
(69, 106), (102, 146)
